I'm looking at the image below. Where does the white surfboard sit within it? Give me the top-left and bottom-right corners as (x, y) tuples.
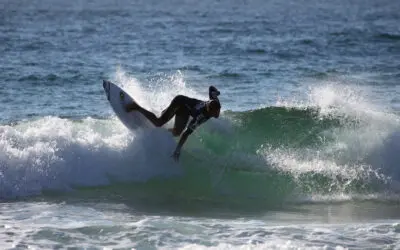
(102, 80), (154, 131)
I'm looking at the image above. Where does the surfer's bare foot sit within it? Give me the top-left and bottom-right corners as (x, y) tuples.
(125, 102), (138, 112)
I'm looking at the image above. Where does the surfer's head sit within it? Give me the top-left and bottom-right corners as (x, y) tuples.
(207, 99), (221, 118)
(209, 85), (220, 100)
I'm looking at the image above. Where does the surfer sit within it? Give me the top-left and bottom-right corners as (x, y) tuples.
(125, 86), (221, 161)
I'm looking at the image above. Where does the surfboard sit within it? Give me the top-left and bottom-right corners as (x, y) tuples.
(102, 80), (154, 131)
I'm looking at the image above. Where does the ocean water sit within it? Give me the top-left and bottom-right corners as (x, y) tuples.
(1, 0), (400, 249)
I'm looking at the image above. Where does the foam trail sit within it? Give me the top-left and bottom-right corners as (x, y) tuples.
(0, 117), (181, 199)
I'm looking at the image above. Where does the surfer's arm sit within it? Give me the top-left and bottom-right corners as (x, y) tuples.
(175, 129), (192, 152)
(172, 116), (209, 160)
(172, 129), (192, 160)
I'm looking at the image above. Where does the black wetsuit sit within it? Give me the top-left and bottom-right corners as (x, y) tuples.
(160, 95), (211, 134)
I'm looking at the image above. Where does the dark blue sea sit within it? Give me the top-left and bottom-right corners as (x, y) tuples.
(1, 0), (400, 249)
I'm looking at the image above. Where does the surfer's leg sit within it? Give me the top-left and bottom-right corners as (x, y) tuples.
(125, 102), (138, 112)
(157, 95), (187, 126)
(124, 101), (165, 126)
(171, 112), (190, 137)
(134, 95), (184, 127)
(134, 105), (166, 127)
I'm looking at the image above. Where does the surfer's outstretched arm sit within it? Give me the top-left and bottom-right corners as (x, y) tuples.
(172, 129), (192, 161)
(172, 111), (210, 161)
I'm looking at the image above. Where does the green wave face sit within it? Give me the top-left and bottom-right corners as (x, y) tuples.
(205, 107), (340, 150)
(170, 106), (398, 203)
